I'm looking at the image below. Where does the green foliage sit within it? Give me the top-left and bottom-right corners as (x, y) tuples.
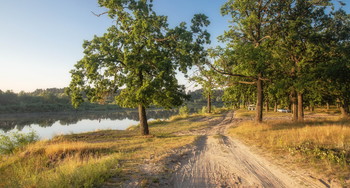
(67, 0), (210, 110)
(222, 84), (256, 108)
(0, 131), (38, 154)
(190, 65), (218, 98)
(214, 0), (350, 119)
(0, 88), (122, 113)
(291, 141), (349, 166)
(198, 106), (208, 114)
(179, 106), (189, 116)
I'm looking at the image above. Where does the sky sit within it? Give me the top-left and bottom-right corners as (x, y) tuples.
(0, 0), (228, 93)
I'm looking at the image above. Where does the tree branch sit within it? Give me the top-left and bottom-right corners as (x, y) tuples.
(91, 11), (108, 17)
(208, 63), (257, 80)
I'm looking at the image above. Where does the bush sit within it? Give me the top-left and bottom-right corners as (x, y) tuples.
(199, 106), (207, 114)
(179, 106), (189, 116)
(0, 131), (39, 154)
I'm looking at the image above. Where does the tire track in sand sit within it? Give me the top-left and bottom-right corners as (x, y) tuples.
(169, 111), (329, 188)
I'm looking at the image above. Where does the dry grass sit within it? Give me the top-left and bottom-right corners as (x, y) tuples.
(228, 117), (350, 184)
(235, 106), (341, 119)
(234, 109), (292, 118)
(0, 113), (219, 188)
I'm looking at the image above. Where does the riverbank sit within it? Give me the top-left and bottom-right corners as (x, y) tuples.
(0, 108), (349, 187)
(0, 112), (219, 187)
(0, 109), (178, 137)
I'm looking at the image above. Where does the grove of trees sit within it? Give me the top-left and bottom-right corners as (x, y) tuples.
(207, 0), (350, 122)
(65, 0), (350, 135)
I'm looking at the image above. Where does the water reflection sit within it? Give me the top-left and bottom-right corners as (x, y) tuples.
(0, 109), (177, 139)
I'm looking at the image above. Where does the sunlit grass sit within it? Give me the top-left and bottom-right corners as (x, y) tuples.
(234, 107), (342, 119)
(228, 118), (350, 184)
(234, 109), (292, 118)
(0, 112), (222, 187)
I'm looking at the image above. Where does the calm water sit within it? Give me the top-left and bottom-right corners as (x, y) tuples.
(0, 110), (177, 139)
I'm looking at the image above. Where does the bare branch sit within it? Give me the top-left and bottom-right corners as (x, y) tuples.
(91, 11), (108, 17)
(238, 81), (256, 85)
(258, 35), (271, 43)
(225, 81), (256, 86)
(208, 62), (257, 80)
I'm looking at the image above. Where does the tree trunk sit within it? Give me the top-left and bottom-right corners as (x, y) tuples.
(265, 97), (269, 113)
(291, 90), (298, 121)
(326, 102), (330, 110)
(274, 102), (277, 112)
(207, 93), (211, 113)
(297, 92), (304, 121)
(340, 100), (349, 118)
(137, 69), (149, 135)
(288, 103), (292, 112)
(138, 104), (149, 135)
(256, 76), (263, 123)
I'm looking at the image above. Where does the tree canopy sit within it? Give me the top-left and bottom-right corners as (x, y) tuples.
(66, 0), (210, 135)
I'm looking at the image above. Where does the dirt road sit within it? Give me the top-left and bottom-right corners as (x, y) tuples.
(167, 111), (330, 188)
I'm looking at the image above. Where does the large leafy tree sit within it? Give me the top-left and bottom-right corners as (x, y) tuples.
(211, 0), (279, 123)
(272, 0), (332, 121)
(322, 9), (350, 118)
(66, 0), (210, 135)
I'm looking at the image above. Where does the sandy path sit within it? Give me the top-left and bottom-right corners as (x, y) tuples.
(168, 111), (329, 188)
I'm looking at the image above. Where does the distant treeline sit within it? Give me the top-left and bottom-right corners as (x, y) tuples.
(0, 88), (122, 114)
(0, 109), (178, 132)
(0, 88), (224, 114)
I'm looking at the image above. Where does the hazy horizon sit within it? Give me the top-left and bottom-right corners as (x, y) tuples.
(0, 0), (228, 93)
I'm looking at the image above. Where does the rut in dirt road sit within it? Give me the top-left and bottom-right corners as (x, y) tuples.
(169, 111), (327, 188)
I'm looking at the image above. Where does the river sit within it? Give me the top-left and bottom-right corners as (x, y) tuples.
(0, 109), (177, 139)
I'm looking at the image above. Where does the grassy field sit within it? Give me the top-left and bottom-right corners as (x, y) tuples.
(1, 107), (349, 187)
(230, 109), (350, 185)
(0, 113), (222, 188)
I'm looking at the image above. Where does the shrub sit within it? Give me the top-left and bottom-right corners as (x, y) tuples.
(0, 131), (39, 154)
(179, 106), (189, 116)
(199, 106), (207, 114)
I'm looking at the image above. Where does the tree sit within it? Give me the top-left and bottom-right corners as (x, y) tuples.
(210, 0), (279, 123)
(190, 64), (218, 113)
(272, 0), (332, 121)
(66, 0), (210, 135)
(321, 9), (350, 118)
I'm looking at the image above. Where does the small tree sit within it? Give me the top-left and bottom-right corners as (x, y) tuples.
(190, 64), (217, 113)
(67, 0), (210, 135)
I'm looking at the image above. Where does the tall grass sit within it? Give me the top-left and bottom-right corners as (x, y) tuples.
(0, 131), (39, 154)
(229, 118), (350, 183)
(0, 112), (221, 187)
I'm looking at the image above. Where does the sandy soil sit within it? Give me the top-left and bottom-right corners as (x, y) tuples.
(165, 112), (334, 188)
(105, 111), (339, 188)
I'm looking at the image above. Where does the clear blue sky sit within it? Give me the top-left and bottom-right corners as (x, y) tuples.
(0, 0), (228, 92)
(0, 0), (348, 92)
